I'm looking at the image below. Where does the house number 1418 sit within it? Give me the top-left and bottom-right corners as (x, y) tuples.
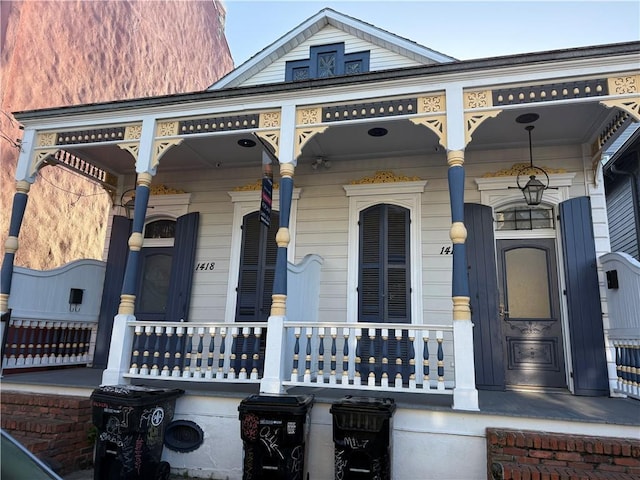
(195, 262), (216, 271)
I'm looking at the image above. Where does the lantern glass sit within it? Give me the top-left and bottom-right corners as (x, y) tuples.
(522, 175), (545, 206)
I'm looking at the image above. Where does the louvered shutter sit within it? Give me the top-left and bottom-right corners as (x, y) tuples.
(165, 212), (199, 322)
(358, 204), (411, 381)
(236, 211), (279, 322)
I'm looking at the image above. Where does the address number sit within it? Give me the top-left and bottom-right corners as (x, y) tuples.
(439, 246), (453, 255)
(195, 262), (216, 271)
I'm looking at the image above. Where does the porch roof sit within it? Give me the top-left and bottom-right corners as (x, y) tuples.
(12, 41), (640, 122)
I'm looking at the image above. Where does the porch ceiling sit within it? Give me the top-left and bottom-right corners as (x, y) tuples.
(63, 101), (613, 177)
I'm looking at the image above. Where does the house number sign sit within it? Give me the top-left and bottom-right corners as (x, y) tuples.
(195, 262), (216, 271)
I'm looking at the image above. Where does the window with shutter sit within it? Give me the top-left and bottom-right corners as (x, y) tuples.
(359, 204), (410, 323)
(358, 204), (411, 381)
(236, 210), (279, 322)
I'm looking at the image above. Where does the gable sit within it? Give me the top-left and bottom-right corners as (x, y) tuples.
(210, 8), (455, 89)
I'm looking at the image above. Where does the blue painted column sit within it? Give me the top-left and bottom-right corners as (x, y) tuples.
(118, 172), (153, 315)
(447, 150), (470, 303)
(0, 181), (31, 314)
(447, 149), (479, 411)
(271, 163), (294, 316)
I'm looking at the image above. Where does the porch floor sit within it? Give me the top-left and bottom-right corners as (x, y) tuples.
(1, 367), (638, 426)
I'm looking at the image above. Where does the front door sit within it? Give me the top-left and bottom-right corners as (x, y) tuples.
(497, 238), (566, 389)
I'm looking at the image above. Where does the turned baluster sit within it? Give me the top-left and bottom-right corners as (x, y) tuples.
(251, 327), (262, 379)
(291, 327), (300, 381)
(437, 330), (445, 390)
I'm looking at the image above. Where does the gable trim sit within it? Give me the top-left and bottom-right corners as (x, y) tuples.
(210, 8), (455, 90)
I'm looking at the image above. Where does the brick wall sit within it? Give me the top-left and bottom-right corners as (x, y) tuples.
(487, 427), (640, 480)
(1, 391), (94, 475)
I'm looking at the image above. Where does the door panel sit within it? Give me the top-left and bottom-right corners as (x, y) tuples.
(497, 238), (566, 388)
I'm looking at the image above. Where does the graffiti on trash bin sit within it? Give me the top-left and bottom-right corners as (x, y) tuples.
(241, 413), (260, 442)
(335, 448), (348, 480)
(134, 435), (144, 475)
(344, 436), (369, 449)
(289, 444), (303, 477)
(259, 426), (284, 460)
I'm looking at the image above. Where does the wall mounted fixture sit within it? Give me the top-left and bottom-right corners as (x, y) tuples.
(237, 138), (256, 148)
(69, 288), (83, 312)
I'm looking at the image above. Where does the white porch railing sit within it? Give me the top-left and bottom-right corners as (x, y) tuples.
(124, 321), (267, 382)
(1, 318), (96, 369)
(107, 317), (470, 402)
(280, 322), (453, 393)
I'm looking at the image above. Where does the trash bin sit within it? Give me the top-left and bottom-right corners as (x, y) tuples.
(90, 385), (184, 480)
(330, 396), (396, 480)
(238, 394), (314, 480)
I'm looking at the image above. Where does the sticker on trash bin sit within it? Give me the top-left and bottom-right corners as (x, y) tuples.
(287, 422), (297, 435)
(241, 413), (260, 442)
(151, 407), (164, 426)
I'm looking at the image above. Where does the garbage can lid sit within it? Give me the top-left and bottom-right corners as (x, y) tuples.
(238, 394), (314, 414)
(91, 384), (184, 400)
(330, 396), (396, 414)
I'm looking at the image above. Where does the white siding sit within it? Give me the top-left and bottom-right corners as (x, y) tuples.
(240, 25), (424, 87)
(117, 143), (590, 328)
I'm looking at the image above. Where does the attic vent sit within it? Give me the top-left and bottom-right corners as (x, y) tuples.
(285, 42), (370, 82)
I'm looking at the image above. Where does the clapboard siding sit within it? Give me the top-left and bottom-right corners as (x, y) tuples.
(101, 144), (592, 327)
(241, 25), (424, 87)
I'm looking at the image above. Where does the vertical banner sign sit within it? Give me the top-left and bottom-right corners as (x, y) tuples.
(260, 173), (273, 227)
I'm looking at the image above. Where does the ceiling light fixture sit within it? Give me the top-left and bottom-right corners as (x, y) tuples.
(368, 127), (388, 137)
(237, 138), (256, 148)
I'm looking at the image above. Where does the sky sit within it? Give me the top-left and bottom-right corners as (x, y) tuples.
(223, 0), (640, 67)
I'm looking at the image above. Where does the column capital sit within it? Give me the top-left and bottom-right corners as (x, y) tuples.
(447, 150), (465, 167)
(280, 163), (295, 178)
(137, 172), (153, 188)
(16, 180), (31, 194)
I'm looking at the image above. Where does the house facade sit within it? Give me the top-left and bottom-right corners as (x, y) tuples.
(2, 9), (639, 479)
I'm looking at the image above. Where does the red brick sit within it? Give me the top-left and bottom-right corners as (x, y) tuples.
(620, 443), (631, 457)
(556, 452), (583, 462)
(542, 460), (568, 467)
(583, 454), (613, 464)
(614, 457), (640, 467)
(596, 464), (627, 472)
(504, 447), (528, 457)
(531, 450), (556, 459)
(521, 457), (541, 465)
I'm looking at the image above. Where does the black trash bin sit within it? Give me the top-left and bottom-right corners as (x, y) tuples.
(238, 394), (314, 480)
(330, 396), (396, 480)
(90, 385), (183, 480)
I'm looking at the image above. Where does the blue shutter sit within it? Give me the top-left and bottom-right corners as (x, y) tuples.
(559, 197), (608, 396)
(165, 212), (199, 322)
(93, 215), (131, 368)
(236, 211), (279, 322)
(465, 203), (504, 390)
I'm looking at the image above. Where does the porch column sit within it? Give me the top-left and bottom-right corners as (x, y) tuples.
(0, 180), (31, 315)
(118, 172), (153, 315)
(271, 163), (294, 316)
(448, 149), (479, 411)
